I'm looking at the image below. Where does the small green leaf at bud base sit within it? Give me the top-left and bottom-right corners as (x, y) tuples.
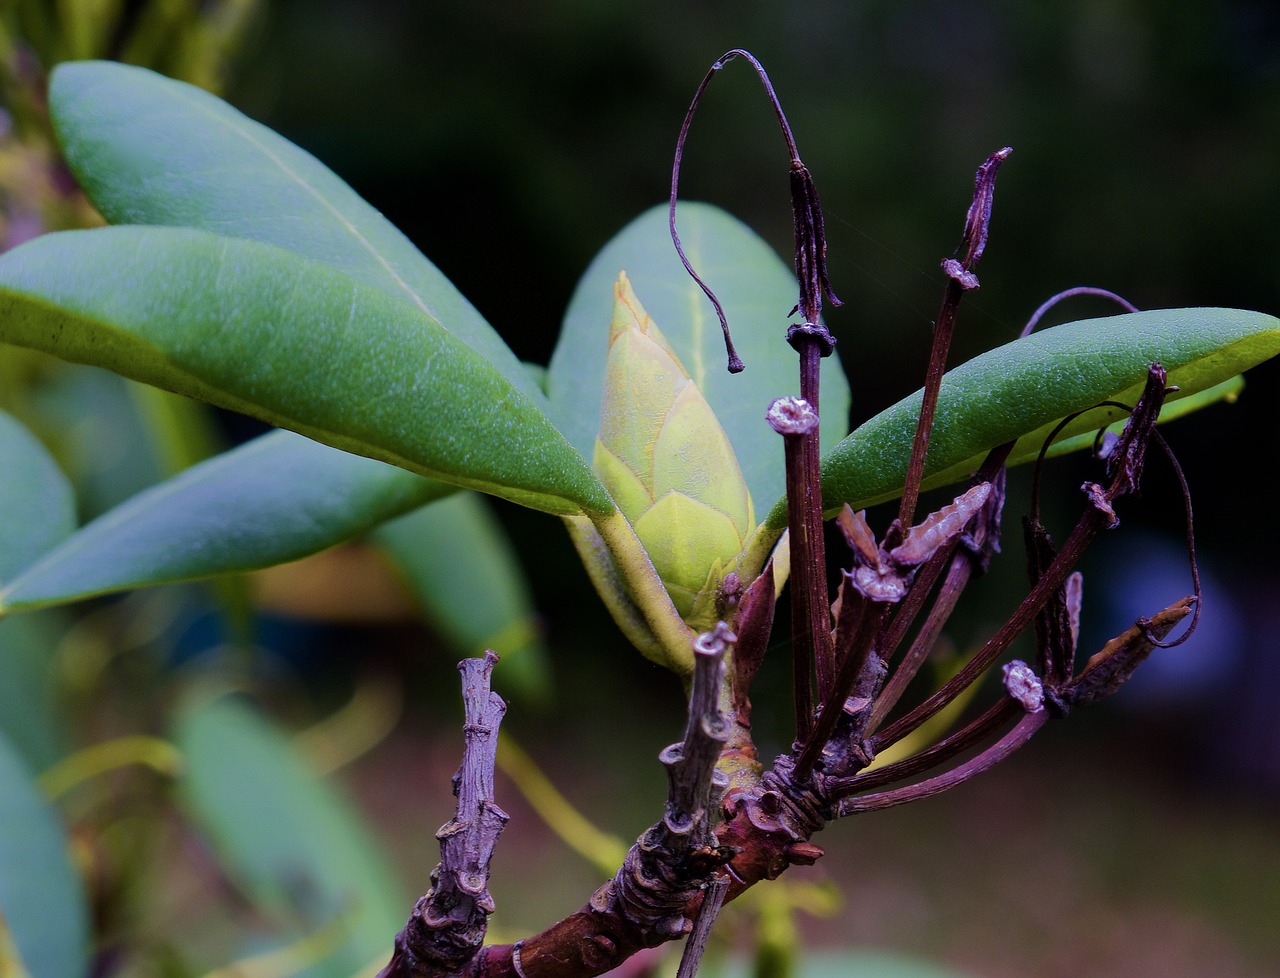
(594, 272), (755, 625)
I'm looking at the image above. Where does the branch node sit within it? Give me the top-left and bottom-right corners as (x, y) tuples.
(941, 257), (980, 290)
(1082, 481), (1119, 527)
(766, 396), (819, 436)
(1001, 660), (1045, 712)
(786, 321), (837, 357)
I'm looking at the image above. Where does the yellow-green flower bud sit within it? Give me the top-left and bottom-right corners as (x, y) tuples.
(593, 272), (754, 624)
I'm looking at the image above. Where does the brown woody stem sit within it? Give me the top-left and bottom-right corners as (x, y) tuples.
(767, 396), (827, 741)
(839, 705), (1047, 815)
(379, 653), (509, 978)
(675, 875), (729, 978)
(897, 147), (1011, 533)
(659, 624), (734, 852)
(875, 365), (1168, 751)
(865, 451), (1008, 735)
(829, 697), (1019, 797)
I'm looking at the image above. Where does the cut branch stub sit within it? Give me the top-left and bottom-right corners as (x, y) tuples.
(379, 652), (508, 978)
(659, 623), (734, 853)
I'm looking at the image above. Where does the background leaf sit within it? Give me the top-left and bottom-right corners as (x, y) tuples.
(372, 492), (551, 701)
(0, 429), (450, 614)
(551, 202), (851, 512)
(0, 614), (70, 771)
(49, 59), (548, 407)
(0, 410), (74, 584)
(173, 694), (408, 978)
(787, 307), (1280, 523)
(0, 732), (90, 978)
(0, 226), (613, 516)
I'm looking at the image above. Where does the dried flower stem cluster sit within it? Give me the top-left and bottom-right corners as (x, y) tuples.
(377, 50), (1199, 978)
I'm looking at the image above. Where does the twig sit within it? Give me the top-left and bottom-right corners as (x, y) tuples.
(378, 653), (508, 978)
(1021, 287), (1139, 338)
(897, 147), (1011, 534)
(873, 365), (1170, 752)
(657, 624), (734, 852)
(766, 397), (825, 739)
(675, 876), (729, 978)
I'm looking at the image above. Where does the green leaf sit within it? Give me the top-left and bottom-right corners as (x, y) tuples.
(0, 429), (449, 614)
(0, 915), (34, 978)
(49, 60), (546, 407)
(173, 694), (408, 977)
(21, 365), (171, 519)
(551, 202), (851, 512)
(0, 615), (71, 771)
(0, 732), (90, 978)
(772, 307), (1280, 524)
(922, 373), (1248, 492)
(372, 493), (551, 701)
(0, 226), (613, 516)
(0, 411), (74, 584)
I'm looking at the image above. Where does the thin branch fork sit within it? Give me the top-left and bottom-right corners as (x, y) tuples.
(390, 364), (1178, 978)
(872, 366), (1170, 753)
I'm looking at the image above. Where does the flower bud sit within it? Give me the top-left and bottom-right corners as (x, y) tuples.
(594, 272), (754, 623)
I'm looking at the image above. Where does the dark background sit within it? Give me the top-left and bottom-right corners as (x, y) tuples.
(118, 2), (1280, 975)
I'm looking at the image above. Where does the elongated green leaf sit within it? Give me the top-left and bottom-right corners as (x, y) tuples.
(174, 695), (407, 978)
(551, 202), (851, 511)
(765, 307), (1280, 525)
(20, 365), (174, 519)
(49, 60), (547, 407)
(0, 411), (74, 583)
(921, 374), (1247, 493)
(0, 733), (90, 978)
(0, 430), (449, 615)
(0, 226), (613, 516)
(372, 493), (550, 700)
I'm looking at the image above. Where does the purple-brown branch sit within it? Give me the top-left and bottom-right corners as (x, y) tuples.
(375, 54), (1208, 978)
(766, 396), (825, 739)
(380, 653), (508, 978)
(379, 369), (1193, 978)
(897, 147), (1011, 534)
